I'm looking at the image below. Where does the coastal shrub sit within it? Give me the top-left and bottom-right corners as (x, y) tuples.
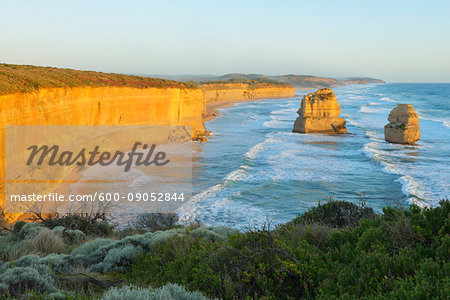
(0, 241), (28, 261)
(39, 214), (113, 236)
(0, 264), (58, 298)
(0, 253), (97, 298)
(18, 222), (44, 240)
(52, 226), (86, 243)
(92, 245), (141, 273)
(13, 220), (26, 234)
(70, 228), (186, 273)
(189, 226), (239, 241)
(0, 232), (26, 261)
(71, 238), (115, 257)
(101, 284), (210, 300)
(134, 212), (179, 232)
(28, 228), (66, 255)
(280, 223), (335, 248)
(291, 199), (376, 228)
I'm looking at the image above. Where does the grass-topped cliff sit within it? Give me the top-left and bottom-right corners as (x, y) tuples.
(0, 63), (196, 96)
(198, 78), (292, 89)
(0, 199), (448, 299)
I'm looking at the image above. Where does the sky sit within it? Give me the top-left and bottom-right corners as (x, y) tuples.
(1, 0), (449, 82)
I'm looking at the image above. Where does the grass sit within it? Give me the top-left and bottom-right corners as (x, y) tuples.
(0, 63), (197, 96)
(27, 228), (65, 256)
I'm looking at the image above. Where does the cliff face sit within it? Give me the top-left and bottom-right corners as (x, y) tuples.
(384, 104), (420, 145)
(292, 88), (347, 134)
(0, 86), (205, 219)
(200, 83), (295, 103)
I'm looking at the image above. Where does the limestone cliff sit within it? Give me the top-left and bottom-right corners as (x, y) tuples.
(384, 104), (420, 145)
(0, 86), (205, 220)
(200, 82), (295, 103)
(292, 88), (347, 134)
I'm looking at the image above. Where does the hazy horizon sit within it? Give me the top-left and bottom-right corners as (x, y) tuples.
(1, 0), (449, 83)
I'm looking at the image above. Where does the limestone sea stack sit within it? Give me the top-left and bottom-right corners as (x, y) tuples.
(384, 104), (420, 145)
(292, 88), (347, 134)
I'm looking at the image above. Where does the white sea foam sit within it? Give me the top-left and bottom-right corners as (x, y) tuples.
(361, 140), (441, 208)
(348, 95), (363, 100)
(419, 115), (450, 129)
(380, 97), (396, 102)
(245, 142), (265, 160)
(364, 130), (384, 141)
(225, 165), (250, 182)
(341, 114), (363, 127)
(177, 162), (252, 224)
(360, 106), (389, 114)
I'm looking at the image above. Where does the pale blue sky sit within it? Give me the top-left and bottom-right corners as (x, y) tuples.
(1, 0), (449, 82)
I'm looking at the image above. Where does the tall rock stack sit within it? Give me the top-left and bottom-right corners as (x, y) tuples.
(384, 104), (420, 145)
(292, 88), (347, 134)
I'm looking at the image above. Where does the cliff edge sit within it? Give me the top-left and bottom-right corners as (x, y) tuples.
(199, 79), (295, 103)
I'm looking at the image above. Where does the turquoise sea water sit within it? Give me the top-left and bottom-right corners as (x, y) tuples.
(179, 83), (450, 228)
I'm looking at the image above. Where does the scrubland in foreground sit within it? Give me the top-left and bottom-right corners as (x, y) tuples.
(0, 198), (449, 299)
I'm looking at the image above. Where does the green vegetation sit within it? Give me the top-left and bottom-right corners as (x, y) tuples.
(0, 63), (196, 96)
(199, 78), (292, 88)
(0, 199), (448, 299)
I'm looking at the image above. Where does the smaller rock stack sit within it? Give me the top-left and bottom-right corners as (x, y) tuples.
(384, 104), (420, 145)
(292, 88), (347, 134)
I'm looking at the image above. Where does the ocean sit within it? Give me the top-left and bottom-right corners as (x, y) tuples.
(178, 83), (450, 229)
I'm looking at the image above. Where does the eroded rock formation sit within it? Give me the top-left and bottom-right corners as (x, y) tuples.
(292, 88), (347, 134)
(384, 104), (420, 145)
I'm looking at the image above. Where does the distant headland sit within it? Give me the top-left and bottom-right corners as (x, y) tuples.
(152, 73), (385, 89)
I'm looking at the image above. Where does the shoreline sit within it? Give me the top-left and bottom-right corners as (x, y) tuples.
(203, 90), (310, 123)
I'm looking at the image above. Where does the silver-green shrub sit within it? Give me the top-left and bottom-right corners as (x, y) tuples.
(18, 223), (44, 240)
(75, 229), (185, 273)
(101, 283), (210, 300)
(92, 245), (140, 273)
(52, 226), (85, 242)
(190, 226), (239, 241)
(0, 265), (58, 297)
(71, 238), (115, 257)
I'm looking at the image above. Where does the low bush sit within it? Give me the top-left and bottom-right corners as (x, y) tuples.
(101, 283), (210, 300)
(71, 238), (116, 257)
(52, 226), (86, 243)
(38, 214), (113, 237)
(290, 198), (376, 228)
(18, 222), (44, 240)
(0, 255), (59, 298)
(133, 213), (179, 232)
